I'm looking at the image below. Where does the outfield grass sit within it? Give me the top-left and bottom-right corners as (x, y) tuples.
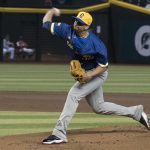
(0, 64), (149, 137)
(0, 64), (150, 93)
(0, 111), (139, 137)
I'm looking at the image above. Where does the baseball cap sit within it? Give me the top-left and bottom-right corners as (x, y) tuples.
(72, 12), (93, 26)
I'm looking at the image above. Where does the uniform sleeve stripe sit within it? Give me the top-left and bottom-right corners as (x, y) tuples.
(50, 23), (55, 35)
(98, 62), (108, 68)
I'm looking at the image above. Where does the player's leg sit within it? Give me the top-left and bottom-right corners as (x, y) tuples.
(23, 48), (34, 53)
(43, 71), (108, 144)
(3, 48), (7, 56)
(86, 86), (142, 120)
(51, 82), (98, 141)
(22, 48), (35, 58)
(86, 84), (149, 129)
(8, 47), (15, 60)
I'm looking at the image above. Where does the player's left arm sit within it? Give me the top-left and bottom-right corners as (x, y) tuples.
(87, 65), (108, 78)
(83, 63), (108, 82)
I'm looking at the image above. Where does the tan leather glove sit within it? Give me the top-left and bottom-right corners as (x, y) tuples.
(70, 60), (86, 83)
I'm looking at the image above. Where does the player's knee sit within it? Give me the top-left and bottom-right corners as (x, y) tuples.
(92, 102), (106, 114)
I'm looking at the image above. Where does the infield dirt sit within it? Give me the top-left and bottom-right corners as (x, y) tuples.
(0, 92), (150, 150)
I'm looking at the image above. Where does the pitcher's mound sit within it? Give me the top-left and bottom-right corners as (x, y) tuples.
(0, 126), (150, 150)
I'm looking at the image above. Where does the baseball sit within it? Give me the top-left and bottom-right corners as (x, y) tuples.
(53, 8), (61, 16)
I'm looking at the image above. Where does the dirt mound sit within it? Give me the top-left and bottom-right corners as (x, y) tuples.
(0, 92), (150, 112)
(0, 126), (150, 150)
(0, 92), (150, 150)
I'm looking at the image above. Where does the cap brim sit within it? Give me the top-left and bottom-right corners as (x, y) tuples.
(72, 16), (87, 25)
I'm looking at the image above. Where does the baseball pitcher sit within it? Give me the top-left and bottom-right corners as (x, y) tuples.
(42, 8), (150, 144)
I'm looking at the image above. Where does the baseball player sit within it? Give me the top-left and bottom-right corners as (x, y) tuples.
(3, 34), (15, 60)
(42, 8), (150, 144)
(16, 36), (35, 59)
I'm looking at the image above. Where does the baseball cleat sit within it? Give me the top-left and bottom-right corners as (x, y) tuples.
(139, 112), (150, 130)
(42, 135), (67, 144)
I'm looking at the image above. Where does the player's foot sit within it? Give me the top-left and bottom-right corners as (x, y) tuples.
(139, 112), (150, 130)
(42, 135), (67, 144)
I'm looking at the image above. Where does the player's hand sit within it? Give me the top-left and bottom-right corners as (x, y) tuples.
(47, 8), (61, 17)
(52, 8), (61, 17)
(43, 8), (61, 23)
(81, 72), (93, 83)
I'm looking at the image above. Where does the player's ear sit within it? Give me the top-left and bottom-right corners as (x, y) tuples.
(84, 25), (89, 30)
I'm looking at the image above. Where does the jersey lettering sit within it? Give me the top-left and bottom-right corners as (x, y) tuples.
(79, 13), (84, 18)
(81, 55), (94, 61)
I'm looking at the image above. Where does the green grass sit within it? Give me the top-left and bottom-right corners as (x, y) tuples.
(0, 64), (150, 93)
(0, 111), (140, 137)
(0, 64), (149, 137)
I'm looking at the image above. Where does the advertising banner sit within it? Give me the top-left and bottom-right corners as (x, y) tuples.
(111, 5), (150, 64)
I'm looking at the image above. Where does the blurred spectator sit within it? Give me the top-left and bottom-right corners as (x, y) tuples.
(145, 0), (150, 9)
(3, 34), (15, 61)
(16, 36), (35, 59)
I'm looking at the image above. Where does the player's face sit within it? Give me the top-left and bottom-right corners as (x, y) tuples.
(73, 20), (89, 33)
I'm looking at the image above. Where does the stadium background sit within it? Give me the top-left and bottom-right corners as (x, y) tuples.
(0, 0), (150, 63)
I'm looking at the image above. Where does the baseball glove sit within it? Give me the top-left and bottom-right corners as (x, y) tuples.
(70, 60), (86, 83)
